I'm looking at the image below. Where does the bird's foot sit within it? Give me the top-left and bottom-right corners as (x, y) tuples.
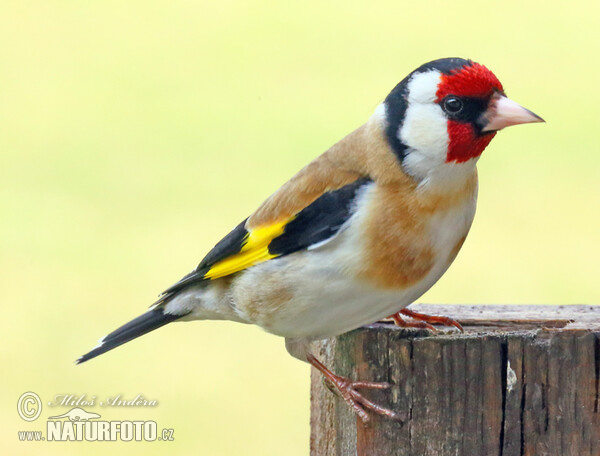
(389, 312), (436, 330)
(388, 308), (464, 332)
(307, 354), (402, 423)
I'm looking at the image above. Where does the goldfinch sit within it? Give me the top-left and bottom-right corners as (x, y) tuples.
(78, 57), (543, 422)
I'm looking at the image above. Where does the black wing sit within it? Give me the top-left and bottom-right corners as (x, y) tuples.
(156, 177), (372, 303)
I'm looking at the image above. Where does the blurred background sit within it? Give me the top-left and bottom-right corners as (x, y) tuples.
(1, 0), (599, 454)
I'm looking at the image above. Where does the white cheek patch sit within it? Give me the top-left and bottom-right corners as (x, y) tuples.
(406, 70), (442, 104)
(398, 71), (450, 181)
(400, 103), (448, 159)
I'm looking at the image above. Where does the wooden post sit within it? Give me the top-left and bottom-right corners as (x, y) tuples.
(310, 305), (600, 456)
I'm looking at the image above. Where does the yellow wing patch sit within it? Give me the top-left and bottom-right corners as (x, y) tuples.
(203, 219), (290, 280)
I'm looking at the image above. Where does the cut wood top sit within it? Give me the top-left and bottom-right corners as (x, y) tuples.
(375, 304), (600, 332)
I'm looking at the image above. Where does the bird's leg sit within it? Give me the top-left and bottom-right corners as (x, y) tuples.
(388, 308), (464, 332)
(306, 353), (402, 423)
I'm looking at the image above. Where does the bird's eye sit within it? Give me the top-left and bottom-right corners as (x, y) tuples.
(443, 97), (463, 114)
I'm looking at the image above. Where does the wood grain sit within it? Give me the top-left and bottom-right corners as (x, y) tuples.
(310, 305), (600, 456)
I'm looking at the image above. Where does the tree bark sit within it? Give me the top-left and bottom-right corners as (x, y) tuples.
(310, 305), (600, 456)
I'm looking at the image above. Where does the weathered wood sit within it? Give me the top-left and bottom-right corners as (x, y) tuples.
(310, 305), (600, 456)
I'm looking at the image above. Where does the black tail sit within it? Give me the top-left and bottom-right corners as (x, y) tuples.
(76, 308), (184, 364)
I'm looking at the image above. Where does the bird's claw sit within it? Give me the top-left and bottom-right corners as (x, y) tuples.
(343, 380), (402, 423)
(309, 354), (402, 423)
(388, 308), (464, 332)
(324, 375), (402, 423)
(390, 313), (436, 331)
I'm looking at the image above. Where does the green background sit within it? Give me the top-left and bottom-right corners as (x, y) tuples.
(2, 1), (599, 454)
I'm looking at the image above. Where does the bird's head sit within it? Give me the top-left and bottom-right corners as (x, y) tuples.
(382, 57), (543, 185)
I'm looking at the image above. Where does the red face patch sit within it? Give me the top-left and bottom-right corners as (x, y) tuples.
(446, 121), (495, 163)
(437, 62), (502, 163)
(436, 62), (503, 101)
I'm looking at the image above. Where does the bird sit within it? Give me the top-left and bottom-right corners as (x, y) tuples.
(78, 57), (543, 422)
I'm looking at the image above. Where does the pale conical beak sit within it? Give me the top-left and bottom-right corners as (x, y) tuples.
(481, 95), (544, 132)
